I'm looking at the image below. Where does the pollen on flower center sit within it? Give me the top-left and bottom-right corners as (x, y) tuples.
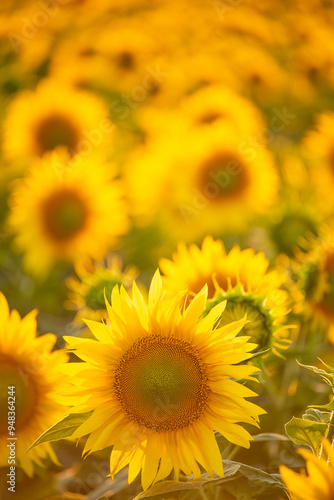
(114, 335), (209, 432)
(199, 153), (249, 200)
(41, 189), (88, 241)
(0, 354), (38, 434)
(34, 114), (80, 155)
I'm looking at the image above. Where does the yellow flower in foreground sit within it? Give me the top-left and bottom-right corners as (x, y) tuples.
(65, 256), (138, 324)
(2, 78), (111, 162)
(8, 151), (129, 276)
(0, 293), (68, 476)
(61, 271), (265, 490)
(160, 236), (293, 356)
(280, 440), (334, 500)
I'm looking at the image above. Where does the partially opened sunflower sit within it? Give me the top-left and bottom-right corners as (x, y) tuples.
(60, 271), (265, 490)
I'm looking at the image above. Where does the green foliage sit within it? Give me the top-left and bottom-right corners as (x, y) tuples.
(285, 416), (328, 454)
(29, 411), (93, 450)
(297, 359), (334, 390)
(134, 460), (286, 499)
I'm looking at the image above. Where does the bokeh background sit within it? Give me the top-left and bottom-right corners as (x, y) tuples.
(1, 0), (334, 499)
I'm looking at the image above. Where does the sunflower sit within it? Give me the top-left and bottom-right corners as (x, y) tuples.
(296, 230), (334, 342)
(0, 293), (68, 476)
(96, 22), (158, 93)
(7, 150), (129, 276)
(280, 440), (334, 500)
(60, 271), (265, 490)
(180, 84), (265, 135)
(268, 200), (321, 258)
(2, 79), (111, 162)
(126, 123), (279, 238)
(229, 44), (287, 101)
(65, 256), (138, 325)
(160, 236), (292, 356)
(304, 112), (334, 213)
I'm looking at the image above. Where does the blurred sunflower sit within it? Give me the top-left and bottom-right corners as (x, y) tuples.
(229, 45), (287, 101)
(2, 79), (110, 162)
(280, 440), (334, 500)
(96, 23), (157, 93)
(7, 151), (129, 276)
(0, 293), (68, 476)
(296, 230), (334, 342)
(304, 112), (334, 213)
(126, 124), (279, 238)
(49, 33), (105, 90)
(160, 236), (292, 356)
(65, 256), (138, 324)
(268, 200), (321, 258)
(180, 84), (265, 135)
(60, 271), (265, 490)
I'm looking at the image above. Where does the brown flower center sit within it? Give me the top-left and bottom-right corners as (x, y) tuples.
(41, 189), (88, 242)
(34, 114), (80, 156)
(0, 354), (39, 435)
(116, 51), (135, 70)
(114, 335), (209, 432)
(198, 153), (249, 202)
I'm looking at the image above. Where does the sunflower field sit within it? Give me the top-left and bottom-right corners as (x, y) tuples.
(1, 1), (334, 499)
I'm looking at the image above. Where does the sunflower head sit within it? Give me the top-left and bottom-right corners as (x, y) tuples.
(2, 79), (111, 162)
(280, 439), (334, 500)
(0, 293), (68, 476)
(160, 236), (293, 357)
(7, 150), (129, 276)
(181, 84), (265, 136)
(209, 283), (292, 358)
(126, 124), (279, 240)
(65, 256), (139, 324)
(303, 112), (334, 213)
(160, 236), (283, 300)
(269, 208), (319, 257)
(61, 270), (265, 490)
(296, 231), (334, 335)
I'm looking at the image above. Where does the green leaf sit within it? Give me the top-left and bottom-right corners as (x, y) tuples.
(134, 462), (240, 499)
(210, 461), (286, 499)
(97, 497), (108, 500)
(135, 460), (286, 499)
(297, 360), (334, 389)
(28, 411), (93, 450)
(230, 461), (285, 489)
(302, 408), (331, 423)
(285, 416), (328, 453)
(311, 400), (334, 412)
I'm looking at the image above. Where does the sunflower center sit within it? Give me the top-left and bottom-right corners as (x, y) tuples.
(0, 354), (38, 435)
(198, 153), (249, 201)
(41, 189), (88, 241)
(85, 278), (122, 310)
(114, 335), (209, 431)
(34, 114), (80, 155)
(117, 51), (135, 69)
(197, 110), (225, 125)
